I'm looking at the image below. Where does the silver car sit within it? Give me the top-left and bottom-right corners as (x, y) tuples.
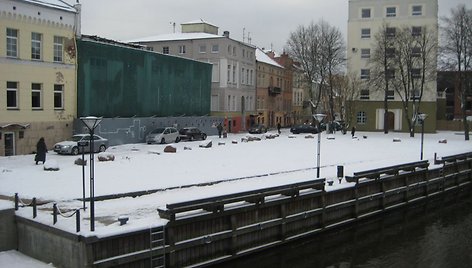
(146, 127), (180, 144)
(53, 134), (108, 155)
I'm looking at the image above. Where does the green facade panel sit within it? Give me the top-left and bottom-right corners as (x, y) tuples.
(77, 38), (212, 117)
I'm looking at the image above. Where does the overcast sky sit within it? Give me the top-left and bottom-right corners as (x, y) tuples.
(75, 0), (470, 53)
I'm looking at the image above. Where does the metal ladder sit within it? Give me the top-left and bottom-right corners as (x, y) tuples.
(150, 226), (165, 268)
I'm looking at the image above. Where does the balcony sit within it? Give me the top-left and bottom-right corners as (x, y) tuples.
(268, 86), (282, 96)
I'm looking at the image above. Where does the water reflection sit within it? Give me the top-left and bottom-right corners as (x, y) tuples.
(216, 196), (472, 268)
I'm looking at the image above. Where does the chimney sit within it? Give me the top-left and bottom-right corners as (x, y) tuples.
(223, 31), (230, 38)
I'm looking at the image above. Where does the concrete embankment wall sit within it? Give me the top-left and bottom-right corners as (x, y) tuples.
(9, 152), (472, 267)
(0, 207), (17, 251)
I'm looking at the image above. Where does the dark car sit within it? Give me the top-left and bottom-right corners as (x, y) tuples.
(248, 124), (267, 134)
(179, 127), (207, 141)
(320, 121), (345, 132)
(290, 124), (319, 134)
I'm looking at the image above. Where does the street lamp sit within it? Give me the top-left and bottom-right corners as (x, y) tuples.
(417, 113), (427, 160)
(80, 116), (102, 232)
(313, 113), (326, 178)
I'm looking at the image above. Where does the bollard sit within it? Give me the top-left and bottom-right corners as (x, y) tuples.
(32, 198), (37, 218)
(53, 203), (57, 224)
(337, 165), (344, 178)
(15, 193), (18, 210)
(76, 209), (81, 233)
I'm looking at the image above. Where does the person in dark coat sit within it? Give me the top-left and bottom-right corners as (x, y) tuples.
(351, 126), (356, 138)
(277, 123), (281, 134)
(35, 137), (47, 165)
(217, 123), (223, 138)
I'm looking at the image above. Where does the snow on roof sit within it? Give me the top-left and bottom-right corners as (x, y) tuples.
(20, 0), (77, 12)
(181, 19), (217, 27)
(127, 32), (225, 43)
(256, 48), (284, 68)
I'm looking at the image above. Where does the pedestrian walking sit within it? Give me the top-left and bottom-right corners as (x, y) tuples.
(35, 137), (47, 165)
(277, 123), (281, 134)
(351, 126), (356, 138)
(217, 123), (223, 138)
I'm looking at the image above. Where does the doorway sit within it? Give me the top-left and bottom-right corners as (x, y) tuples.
(4, 132), (15, 156)
(387, 111), (395, 130)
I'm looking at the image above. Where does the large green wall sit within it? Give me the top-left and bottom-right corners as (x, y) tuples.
(77, 38), (212, 117)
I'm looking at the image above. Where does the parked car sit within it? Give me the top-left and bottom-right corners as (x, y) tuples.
(146, 127), (180, 144)
(248, 124), (267, 134)
(54, 134), (108, 155)
(290, 124), (319, 134)
(179, 127), (207, 141)
(320, 121), (345, 132)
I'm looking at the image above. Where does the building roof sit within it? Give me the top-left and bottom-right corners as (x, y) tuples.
(127, 32), (225, 43)
(256, 48), (284, 68)
(181, 19), (217, 27)
(20, 0), (77, 12)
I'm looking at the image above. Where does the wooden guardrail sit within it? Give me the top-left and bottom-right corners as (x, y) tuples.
(441, 152), (472, 163)
(345, 160), (429, 183)
(158, 179), (326, 221)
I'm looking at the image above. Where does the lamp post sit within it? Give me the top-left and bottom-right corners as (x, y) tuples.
(417, 113), (427, 160)
(78, 140), (88, 210)
(313, 113), (326, 178)
(80, 116), (102, 232)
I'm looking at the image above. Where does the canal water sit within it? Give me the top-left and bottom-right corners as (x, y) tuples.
(217, 194), (472, 268)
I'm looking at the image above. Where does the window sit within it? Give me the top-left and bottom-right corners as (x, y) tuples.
(412, 47), (421, 57)
(162, 46), (169, 54)
(387, 90), (395, 100)
(386, 47), (395, 58)
(227, 65), (231, 82)
(412, 26), (422, 37)
(411, 90), (420, 100)
(31, 83), (42, 109)
(386, 7), (396, 17)
(199, 45), (206, 53)
(179, 45), (186, 54)
(361, 49), (370, 59)
(412, 5), (422, 16)
(241, 68), (245, 84)
(7, 81), (18, 109)
(361, 28), (371, 39)
(386, 27), (396, 38)
(360, 90), (370, 100)
(386, 69), (395, 79)
(360, 69), (370, 80)
(53, 36), (64, 62)
(250, 70), (253, 85)
(361, 8), (371, 18)
(357, 111), (367, 124)
(411, 68), (421, 79)
(233, 47), (236, 56)
(54, 84), (64, 109)
(6, 28), (18, 57)
(31, 32), (42, 60)
(211, 44), (219, 53)
(232, 65), (236, 83)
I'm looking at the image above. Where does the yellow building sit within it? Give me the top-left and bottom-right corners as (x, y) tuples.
(0, 0), (79, 156)
(255, 48), (286, 128)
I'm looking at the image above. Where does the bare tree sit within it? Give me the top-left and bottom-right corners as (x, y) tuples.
(370, 24), (437, 137)
(370, 23), (395, 134)
(441, 4), (472, 140)
(286, 20), (345, 128)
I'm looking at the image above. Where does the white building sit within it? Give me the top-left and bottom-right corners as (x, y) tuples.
(347, 0), (438, 132)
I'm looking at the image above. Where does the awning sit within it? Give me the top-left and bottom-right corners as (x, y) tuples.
(0, 123), (31, 130)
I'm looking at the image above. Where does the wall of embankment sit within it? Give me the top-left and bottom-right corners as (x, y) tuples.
(6, 152), (472, 267)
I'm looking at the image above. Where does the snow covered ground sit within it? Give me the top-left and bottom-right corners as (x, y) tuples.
(0, 130), (470, 236)
(0, 130), (470, 265)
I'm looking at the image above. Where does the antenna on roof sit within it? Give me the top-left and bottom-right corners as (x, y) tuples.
(248, 32), (251, 44)
(170, 22), (176, 33)
(243, 27), (246, 43)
